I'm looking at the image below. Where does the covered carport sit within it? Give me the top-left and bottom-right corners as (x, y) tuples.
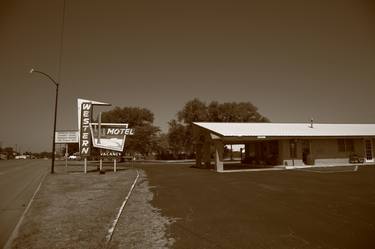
(193, 122), (285, 172)
(193, 122), (375, 172)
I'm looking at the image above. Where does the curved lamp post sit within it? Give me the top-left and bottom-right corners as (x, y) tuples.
(30, 68), (59, 174)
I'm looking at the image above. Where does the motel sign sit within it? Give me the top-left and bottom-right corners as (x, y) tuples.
(80, 102), (92, 156)
(77, 98), (134, 157)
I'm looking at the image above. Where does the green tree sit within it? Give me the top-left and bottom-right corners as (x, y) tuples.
(38, 151), (52, 159)
(3, 147), (14, 159)
(207, 101), (220, 121)
(176, 99), (269, 124)
(169, 99), (269, 155)
(209, 101), (270, 122)
(175, 98), (209, 154)
(167, 119), (187, 157)
(67, 143), (79, 155)
(101, 106), (160, 155)
(177, 98), (208, 124)
(153, 133), (170, 159)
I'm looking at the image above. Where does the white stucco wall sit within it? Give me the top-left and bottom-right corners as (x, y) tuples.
(281, 138), (366, 166)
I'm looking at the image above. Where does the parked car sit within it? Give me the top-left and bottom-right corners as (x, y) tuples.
(349, 154), (364, 164)
(68, 155), (78, 160)
(15, 155), (27, 159)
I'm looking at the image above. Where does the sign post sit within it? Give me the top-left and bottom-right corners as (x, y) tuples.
(65, 144), (68, 168)
(98, 113), (103, 173)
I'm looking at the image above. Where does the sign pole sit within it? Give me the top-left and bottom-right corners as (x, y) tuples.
(100, 154), (103, 171)
(114, 158), (117, 172)
(98, 113), (102, 172)
(84, 157), (87, 173)
(65, 143), (68, 168)
(50, 83), (59, 174)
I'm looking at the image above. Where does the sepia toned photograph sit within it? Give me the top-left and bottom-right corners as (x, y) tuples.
(0, 0), (374, 248)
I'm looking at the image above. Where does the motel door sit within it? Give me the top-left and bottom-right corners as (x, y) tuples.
(301, 140), (311, 165)
(364, 139), (374, 163)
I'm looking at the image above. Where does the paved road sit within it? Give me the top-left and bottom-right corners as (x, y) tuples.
(0, 159), (49, 248)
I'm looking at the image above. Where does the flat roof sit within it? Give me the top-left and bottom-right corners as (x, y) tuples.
(193, 122), (375, 137)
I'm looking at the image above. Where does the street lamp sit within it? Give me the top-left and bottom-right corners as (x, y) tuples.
(30, 68), (59, 174)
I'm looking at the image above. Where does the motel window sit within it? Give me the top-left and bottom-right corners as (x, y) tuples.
(337, 139), (354, 152)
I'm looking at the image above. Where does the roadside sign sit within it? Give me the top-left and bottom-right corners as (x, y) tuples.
(90, 123), (135, 152)
(80, 102), (92, 156)
(77, 98), (111, 157)
(55, 131), (79, 143)
(100, 150), (122, 157)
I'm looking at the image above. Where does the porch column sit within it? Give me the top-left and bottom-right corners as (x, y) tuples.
(245, 143), (251, 157)
(214, 140), (224, 172)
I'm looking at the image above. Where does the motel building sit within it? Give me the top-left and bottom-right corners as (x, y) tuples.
(193, 122), (375, 172)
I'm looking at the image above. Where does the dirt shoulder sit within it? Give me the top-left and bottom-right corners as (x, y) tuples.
(10, 163), (175, 249)
(110, 170), (175, 249)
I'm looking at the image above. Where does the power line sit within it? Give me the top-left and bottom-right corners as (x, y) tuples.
(57, 0), (66, 83)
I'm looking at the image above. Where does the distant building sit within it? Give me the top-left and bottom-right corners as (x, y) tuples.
(193, 122), (375, 172)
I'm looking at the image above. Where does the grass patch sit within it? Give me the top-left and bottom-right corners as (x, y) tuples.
(11, 165), (137, 249)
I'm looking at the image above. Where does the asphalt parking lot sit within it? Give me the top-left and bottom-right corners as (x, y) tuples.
(137, 164), (375, 249)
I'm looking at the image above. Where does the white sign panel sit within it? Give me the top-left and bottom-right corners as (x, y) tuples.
(90, 123), (134, 152)
(55, 131), (79, 143)
(77, 98), (111, 155)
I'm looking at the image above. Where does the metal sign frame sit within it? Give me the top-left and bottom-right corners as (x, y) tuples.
(89, 123), (134, 152)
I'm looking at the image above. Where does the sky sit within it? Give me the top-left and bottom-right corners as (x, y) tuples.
(0, 0), (374, 152)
